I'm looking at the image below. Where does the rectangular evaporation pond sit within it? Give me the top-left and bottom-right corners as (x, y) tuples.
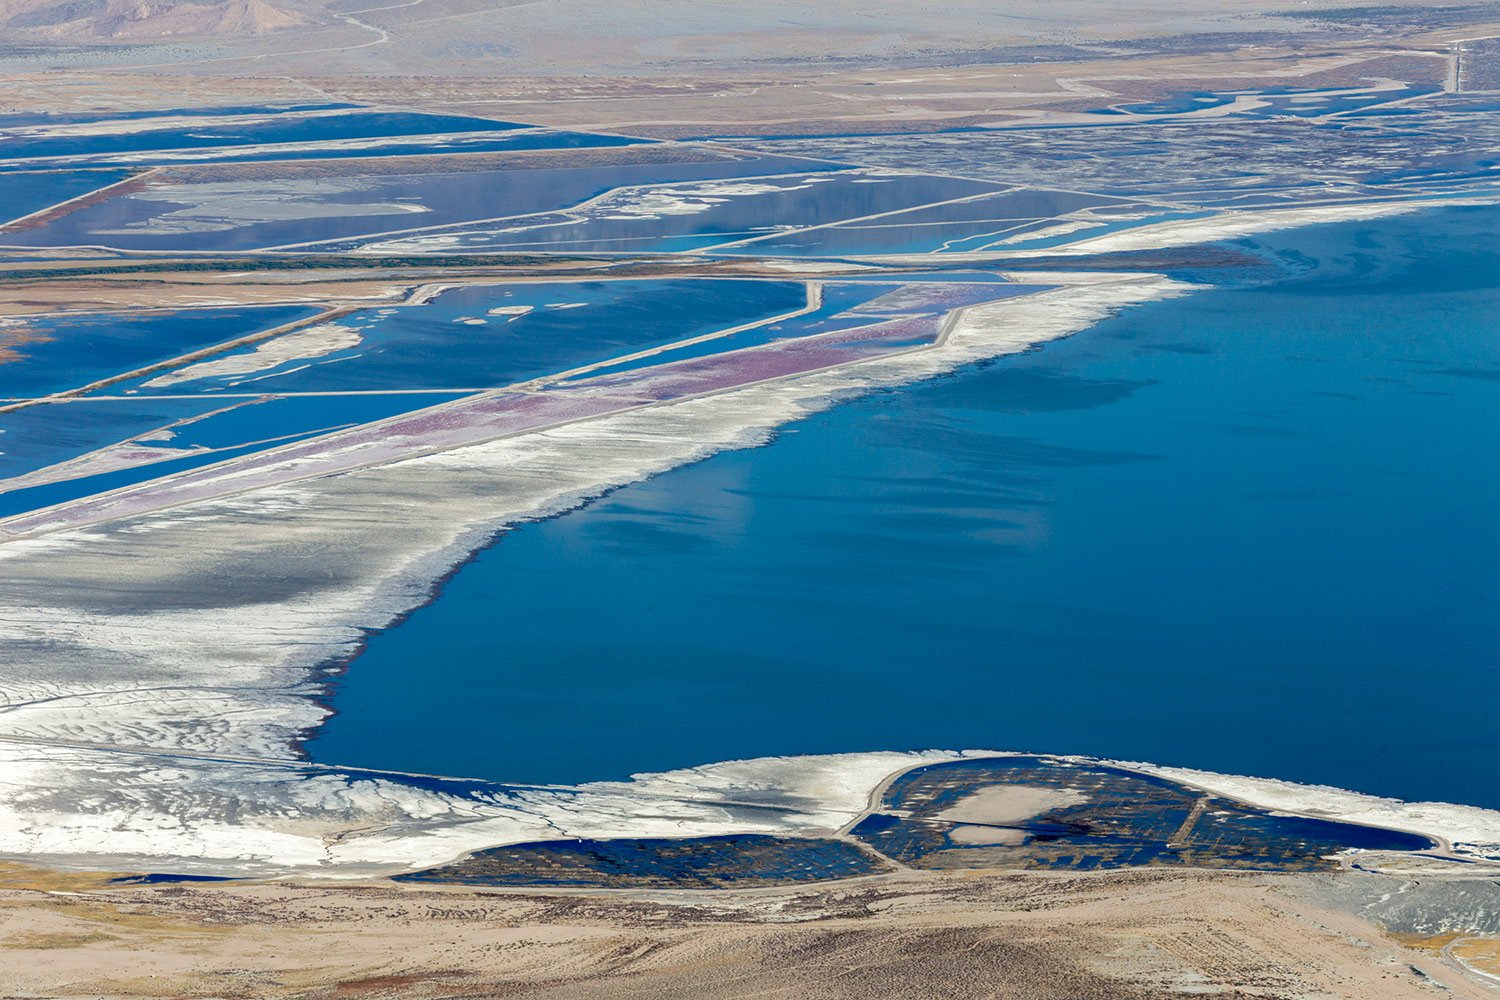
(273, 152), (844, 253)
(0, 395), (230, 482)
(558, 311), (886, 380)
(850, 281), (1051, 314)
(0, 153), (813, 254)
(153, 391), (468, 449)
(980, 211), (1217, 251)
(716, 188), (1132, 257)
(125, 279), (812, 395)
(685, 181), (1108, 257)
(0, 168), (134, 225)
(1409, 95), (1500, 113)
(0, 103), (360, 128)
(1106, 92), (1238, 115)
(362, 171), (1005, 255)
(1098, 85), (1406, 116)
(394, 834), (889, 888)
(873, 187), (1122, 225)
(717, 218), (1045, 257)
(0, 392), (465, 520)
(569, 315), (941, 401)
(0, 304), (324, 398)
(833, 270), (1020, 285)
(557, 281), (921, 380)
(0, 131), (649, 172)
(1251, 86), (1443, 120)
(0, 111), (535, 163)
(98, 130), (648, 170)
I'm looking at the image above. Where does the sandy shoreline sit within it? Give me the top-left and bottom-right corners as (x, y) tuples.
(2, 739), (1497, 885)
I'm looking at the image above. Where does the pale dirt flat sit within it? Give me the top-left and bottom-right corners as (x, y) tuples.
(944, 825), (1029, 845)
(0, 46), (1438, 126)
(0, 276), (414, 317)
(935, 784), (1088, 827)
(0, 0), (1491, 77)
(0, 863), (1493, 999)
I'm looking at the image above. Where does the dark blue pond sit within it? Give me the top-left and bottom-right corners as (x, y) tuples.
(849, 756), (1435, 870)
(0, 397), (229, 481)
(0, 154), (829, 253)
(0, 135), (644, 173)
(0, 111), (530, 162)
(553, 280), (958, 380)
(41, 129), (644, 170)
(0, 103), (358, 128)
(309, 204), (1500, 810)
(109, 873), (239, 885)
(0, 304), (319, 397)
(380, 171), (1004, 255)
(118, 279), (809, 394)
(394, 834), (888, 888)
(0, 392), (466, 518)
(714, 188), (1125, 257)
(1105, 85), (1441, 119)
(0, 169), (133, 224)
(734, 204), (1208, 257)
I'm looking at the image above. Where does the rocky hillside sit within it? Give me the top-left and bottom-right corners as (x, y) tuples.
(0, 0), (320, 39)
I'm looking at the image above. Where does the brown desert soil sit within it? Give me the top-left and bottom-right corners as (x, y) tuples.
(0, 863), (1492, 999)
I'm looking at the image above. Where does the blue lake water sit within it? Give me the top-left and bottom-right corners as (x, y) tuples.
(308, 205), (1500, 810)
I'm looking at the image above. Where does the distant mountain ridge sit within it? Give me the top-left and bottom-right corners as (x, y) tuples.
(0, 0), (1491, 76)
(0, 0), (318, 38)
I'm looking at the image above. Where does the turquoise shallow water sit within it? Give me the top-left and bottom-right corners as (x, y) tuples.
(309, 205), (1500, 808)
